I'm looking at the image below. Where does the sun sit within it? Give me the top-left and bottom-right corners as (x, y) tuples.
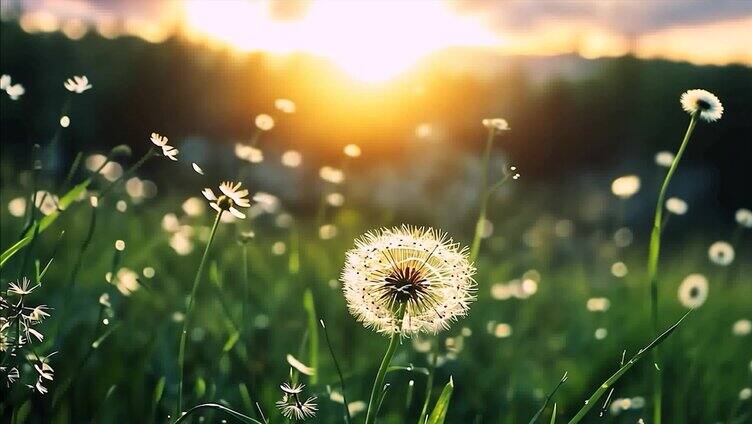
(182, 0), (499, 83)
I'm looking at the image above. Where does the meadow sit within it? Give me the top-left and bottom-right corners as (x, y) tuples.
(1, 22), (752, 424)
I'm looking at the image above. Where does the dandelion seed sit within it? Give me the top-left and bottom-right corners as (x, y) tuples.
(59, 115), (70, 127)
(611, 175), (640, 199)
(281, 382), (306, 394)
(611, 261), (628, 277)
(680, 89), (723, 122)
(319, 224), (338, 240)
(64, 75), (92, 93)
(326, 192), (345, 207)
(192, 163), (204, 175)
(6, 83), (25, 100)
(271, 241), (286, 255)
(732, 319), (751, 336)
(654, 151), (675, 168)
(202, 181), (251, 219)
(8, 277), (38, 296)
(735, 208), (752, 228)
(115, 240), (126, 251)
(235, 143), (263, 163)
(255, 114), (274, 131)
(708, 241), (734, 266)
(341, 226), (476, 336)
(665, 197), (688, 215)
(8, 197), (26, 217)
(343, 144), (362, 158)
(275, 98), (296, 114)
(482, 118), (510, 132)
(678, 273), (709, 309)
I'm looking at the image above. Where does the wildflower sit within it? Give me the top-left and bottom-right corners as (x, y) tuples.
(708, 241), (734, 266)
(235, 143), (264, 163)
(275, 98), (296, 114)
(732, 319), (751, 336)
(202, 181), (251, 219)
(678, 273), (708, 309)
(281, 150), (302, 167)
(736, 208), (752, 228)
(191, 163), (204, 175)
(482, 118), (510, 132)
(654, 151), (675, 168)
(611, 175), (640, 199)
(64, 75), (92, 93)
(8, 277), (38, 296)
(27, 305), (50, 322)
(150, 132), (179, 161)
(6, 83), (25, 100)
(255, 114), (275, 131)
(343, 144), (362, 158)
(680, 89), (723, 122)
(276, 382), (317, 421)
(665, 197), (688, 215)
(341, 226), (476, 335)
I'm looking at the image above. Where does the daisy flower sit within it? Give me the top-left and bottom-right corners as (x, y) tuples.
(680, 89), (723, 122)
(341, 226), (476, 336)
(64, 75), (92, 93)
(202, 181), (251, 219)
(708, 241), (734, 266)
(677, 273), (708, 309)
(150, 132), (179, 161)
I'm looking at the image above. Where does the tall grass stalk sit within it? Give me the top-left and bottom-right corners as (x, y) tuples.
(364, 305), (405, 424)
(174, 403), (264, 424)
(320, 318), (352, 424)
(469, 128), (495, 263)
(646, 111), (698, 424)
(176, 209), (223, 418)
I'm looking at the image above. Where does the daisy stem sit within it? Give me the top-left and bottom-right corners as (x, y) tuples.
(469, 129), (495, 263)
(176, 209), (223, 419)
(646, 111), (698, 424)
(364, 305), (405, 424)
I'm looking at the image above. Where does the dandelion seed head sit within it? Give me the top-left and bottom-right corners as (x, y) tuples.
(343, 144), (362, 158)
(275, 98), (296, 114)
(276, 393), (317, 420)
(665, 197), (688, 215)
(8, 197), (26, 217)
(482, 118), (510, 132)
(680, 89), (723, 122)
(655, 151), (675, 168)
(611, 175), (640, 199)
(341, 226), (476, 336)
(735, 208), (752, 228)
(733, 319), (751, 336)
(281, 150), (303, 167)
(678, 273), (709, 309)
(115, 240), (126, 251)
(64, 75), (92, 93)
(59, 115), (70, 128)
(708, 241), (734, 266)
(255, 114), (275, 131)
(116, 200), (127, 212)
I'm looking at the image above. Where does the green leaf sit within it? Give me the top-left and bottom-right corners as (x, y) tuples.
(195, 377), (207, 398)
(0, 237), (29, 268)
(303, 288), (319, 384)
(223, 331), (240, 352)
(549, 403), (557, 424)
(153, 377), (166, 405)
(426, 376), (454, 424)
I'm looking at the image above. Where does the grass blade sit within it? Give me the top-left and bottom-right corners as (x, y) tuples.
(527, 372), (568, 424)
(426, 376), (454, 424)
(549, 403), (557, 424)
(303, 288), (319, 384)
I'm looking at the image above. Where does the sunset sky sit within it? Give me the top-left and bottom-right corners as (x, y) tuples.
(3, 0), (751, 82)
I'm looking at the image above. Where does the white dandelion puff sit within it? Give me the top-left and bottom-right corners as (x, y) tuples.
(482, 118), (510, 132)
(255, 114), (275, 131)
(735, 208), (752, 228)
(680, 89), (723, 122)
(665, 197), (688, 215)
(708, 241), (734, 266)
(275, 98), (296, 114)
(677, 273), (708, 309)
(654, 151), (675, 168)
(611, 175), (640, 199)
(341, 225), (476, 336)
(64, 75), (92, 93)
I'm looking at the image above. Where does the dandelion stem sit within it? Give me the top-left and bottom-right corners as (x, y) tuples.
(176, 209), (223, 419)
(320, 318), (352, 424)
(417, 339), (438, 424)
(174, 403), (264, 424)
(469, 129), (495, 263)
(646, 111), (698, 424)
(364, 305), (405, 424)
